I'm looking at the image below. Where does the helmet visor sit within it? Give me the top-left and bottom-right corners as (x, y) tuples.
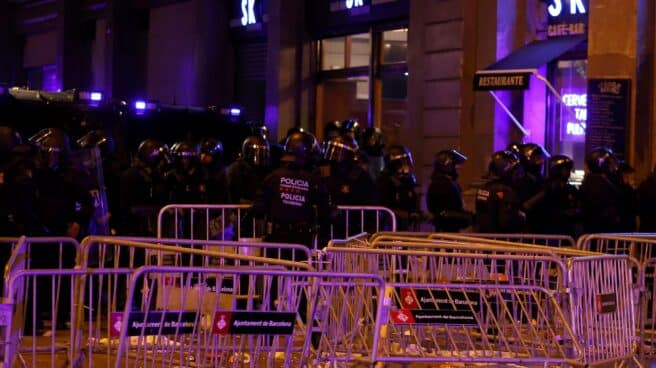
(324, 141), (356, 162)
(245, 144), (270, 167)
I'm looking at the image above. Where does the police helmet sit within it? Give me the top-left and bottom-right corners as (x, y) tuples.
(548, 154), (574, 179)
(341, 119), (361, 138)
(199, 137), (224, 159)
(434, 149), (467, 177)
(324, 135), (358, 163)
(0, 126), (23, 157)
(77, 130), (115, 156)
(488, 150), (521, 180)
(361, 127), (384, 156)
(519, 143), (550, 167)
(171, 140), (200, 159)
(241, 135), (270, 167)
(385, 145), (414, 176)
(283, 131), (319, 165)
(506, 143), (523, 156)
(323, 121), (342, 141)
(137, 139), (171, 166)
(29, 128), (71, 153)
(586, 147), (619, 175)
(256, 125), (269, 140)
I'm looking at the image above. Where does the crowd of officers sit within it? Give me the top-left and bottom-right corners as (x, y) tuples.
(3, 122), (656, 249)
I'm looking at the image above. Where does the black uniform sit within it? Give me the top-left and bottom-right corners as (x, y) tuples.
(579, 173), (623, 233)
(377, 172), (419, 230)
(165, 164), (207, 203)
(426, 172), (470, 232)
(225, 159), (268, 205)
(475, 150), (525, 233)
(535, 178), (580, 236)
(254, 163), (329, 250)
(475, 179), (524, 233)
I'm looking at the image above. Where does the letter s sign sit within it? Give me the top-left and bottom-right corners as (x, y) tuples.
(241, 0), (256, 26)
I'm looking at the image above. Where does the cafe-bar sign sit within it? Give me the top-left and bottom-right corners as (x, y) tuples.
(547, 0), (588, 38)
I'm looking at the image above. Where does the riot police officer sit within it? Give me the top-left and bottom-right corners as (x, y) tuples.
(536, 155), (581, 237)
(359, 127), (385, 180)
(226, 135), (271, 205)
(29, 128), (93, 333)
(118, 139), (171, 236)
(515, 143), (549, 232)
(166, 140), (207, 204)
(253, 131), (329, 250)
(199, 137), (228, 203)
(341, 119), (362, 141)
(321, 121), (342, 154)
(30, 128), (94, 240)
(579, 147), (623, 233)
(76, 130), (117, 236)
(377, 145), (420, 231)
(426, 149), (472, 232)
(320, 135), (377, 237)
(475, 150), (525, 233)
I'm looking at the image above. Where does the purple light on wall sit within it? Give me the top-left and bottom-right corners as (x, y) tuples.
(41, 65), (60, 92)
(135, 100), (146, 110)
(90, 92), (103, 101)
(229, 107), (241, 116)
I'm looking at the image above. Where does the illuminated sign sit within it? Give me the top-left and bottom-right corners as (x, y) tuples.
(548, 0), (586, 17)
(561, 91), (587, 141)
(547, 0), (588, 38)
(473, 72), (531, 91)
(346, 0), (364, 9)
(241, 0), (257, 26)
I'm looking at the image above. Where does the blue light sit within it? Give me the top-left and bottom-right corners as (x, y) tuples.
(229, 108), (241, 116)
(135, 101), (146, 110)
(90, 92), (102, 101)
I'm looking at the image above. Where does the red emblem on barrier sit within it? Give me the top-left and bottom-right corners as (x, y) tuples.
(213, 311), (233, 335)
(110, 312), (123, 337)
(400, 288), (418, 309)
(390, 309), (415, 324)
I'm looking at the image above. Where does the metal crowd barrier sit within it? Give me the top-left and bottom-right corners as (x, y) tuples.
(1, 238), (312, 368)
(375, 282), (582, 365)
(322, 236), (638, 367)
(2, 265), (385, 367)
(577, 233), (656, 360)
(113, 267), (386, 368)
(157, 204), (397, 247)
(369, 231), (576, 248)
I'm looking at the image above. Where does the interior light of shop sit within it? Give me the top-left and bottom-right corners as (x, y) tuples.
(135, 101), (146, 110)
(404, 72), (409, 76)
(90, 92), (102, 101)
(229, 107), (241, 116)
(385, 43), (391, 48)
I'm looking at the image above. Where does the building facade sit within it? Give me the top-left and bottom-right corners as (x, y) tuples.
(0, 0), (653, 209)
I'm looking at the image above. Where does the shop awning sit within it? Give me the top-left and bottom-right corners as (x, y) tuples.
(474, 35), (586, 91)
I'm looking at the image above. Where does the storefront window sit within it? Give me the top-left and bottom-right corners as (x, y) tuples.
(382, 28), (407, 64)
(317, 28), (406, 138)
(321, 33), (370, 70)
(321, 36), (346, 70)
(349, 33), (370, 68)
(552, 59), (587, 179)
(320, 77), (369, 125)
